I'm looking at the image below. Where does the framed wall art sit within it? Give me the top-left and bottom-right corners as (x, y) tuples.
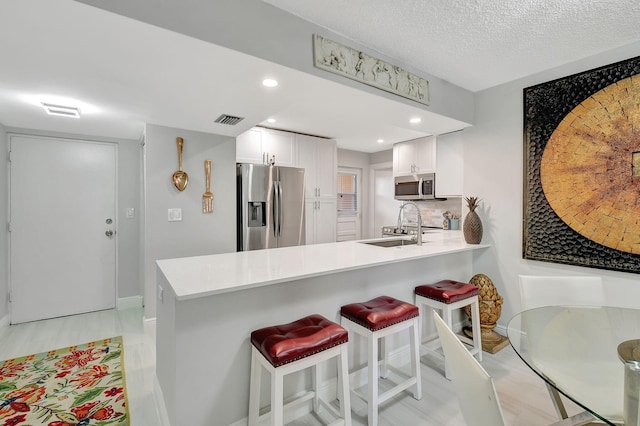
(313, 34), (430, 106)
(523, 55), (640, 273)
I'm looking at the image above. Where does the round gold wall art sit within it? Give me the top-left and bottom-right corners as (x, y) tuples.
(540, 74), (640, 254)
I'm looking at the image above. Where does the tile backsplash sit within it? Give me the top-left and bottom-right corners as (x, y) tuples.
(400, 198), (463, 228)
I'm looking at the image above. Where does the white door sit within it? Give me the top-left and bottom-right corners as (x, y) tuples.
(9, 135), (116, 324)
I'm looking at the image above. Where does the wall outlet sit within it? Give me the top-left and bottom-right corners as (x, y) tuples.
(168, 208), (182, 221)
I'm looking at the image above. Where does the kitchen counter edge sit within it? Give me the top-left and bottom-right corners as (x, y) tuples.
(156, 233), (490, 301)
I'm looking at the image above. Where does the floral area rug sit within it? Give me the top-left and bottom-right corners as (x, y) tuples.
(0, 336), (129, 426)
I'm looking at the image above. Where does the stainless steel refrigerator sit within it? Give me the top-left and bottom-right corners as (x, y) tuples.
(237, 163), (305, 251)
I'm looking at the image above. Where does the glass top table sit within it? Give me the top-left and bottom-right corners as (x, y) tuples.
(507, 306), (640, 425)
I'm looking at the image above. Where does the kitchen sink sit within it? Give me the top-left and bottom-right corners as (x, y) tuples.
(360, 238), (419, 248)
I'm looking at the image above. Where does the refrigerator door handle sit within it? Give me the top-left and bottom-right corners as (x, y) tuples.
(273, 181), (279, 237)
(276, 180), (283, 237)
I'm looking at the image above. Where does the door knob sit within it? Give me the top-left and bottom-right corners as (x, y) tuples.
(105, 230), (114, 237)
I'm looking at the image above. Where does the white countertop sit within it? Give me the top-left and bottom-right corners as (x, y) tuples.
(156, 230), (489, 301)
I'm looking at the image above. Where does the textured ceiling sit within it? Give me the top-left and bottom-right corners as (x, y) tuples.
(265, 0), (640, 92)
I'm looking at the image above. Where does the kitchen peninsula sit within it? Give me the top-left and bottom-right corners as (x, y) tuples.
(156, 231), (489, 426)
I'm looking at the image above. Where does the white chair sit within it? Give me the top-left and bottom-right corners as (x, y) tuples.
(432, 311), (506, 426)
(518, 275), (607, 423)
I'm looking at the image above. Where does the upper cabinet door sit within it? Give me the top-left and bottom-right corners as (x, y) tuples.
(296, 134), (336, 199)
(236, 128), (263, 164)
(236, 127), (296, 166)
(315, 139), (336, 199)
(296, 134), (317, 199)
(393, 136), (435, 176)
(262, 129), (296, 167)
(415, 136), (436, 173)
(393, 141), (417, 176)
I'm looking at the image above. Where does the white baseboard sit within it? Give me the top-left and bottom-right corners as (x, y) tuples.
(116, 295), (143, 310)
(495, 323), (507, 335)
(0, 314), (9, 329)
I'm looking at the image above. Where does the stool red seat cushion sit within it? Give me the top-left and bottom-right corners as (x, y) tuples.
(415, 279), (479, 304)
(251, 314), (348, 367)
(340, 295), (419, 332)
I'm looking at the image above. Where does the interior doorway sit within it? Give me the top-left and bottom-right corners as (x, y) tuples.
(336, 167), (361, 241)
(369, 162), (402, 238)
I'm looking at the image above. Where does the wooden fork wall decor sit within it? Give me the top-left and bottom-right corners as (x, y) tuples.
(202, 160), (213, 213)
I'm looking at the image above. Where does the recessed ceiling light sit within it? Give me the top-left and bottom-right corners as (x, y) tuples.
(409, 117), (422, 124)
(267, 118), (276, 123)
(262, 79), (278, 87)
(377, 139), (384, 144)
(41, 102), (80, 118)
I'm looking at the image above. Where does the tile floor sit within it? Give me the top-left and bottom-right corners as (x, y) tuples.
(0, 308), (592, 426)
(0, 307), (166, 426)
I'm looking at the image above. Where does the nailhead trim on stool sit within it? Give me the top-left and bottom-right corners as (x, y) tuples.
(251, 314), (348, 367)
(340, 296), (422, 426)
(248, 314), (352, 426)
(415, 280), (479, 303)
(414, 280), (482, 380)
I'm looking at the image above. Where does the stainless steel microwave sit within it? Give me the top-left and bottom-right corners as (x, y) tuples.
(394, 173), (435, 200)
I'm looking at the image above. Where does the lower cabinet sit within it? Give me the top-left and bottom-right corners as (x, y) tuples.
(305, 199), (336, 244)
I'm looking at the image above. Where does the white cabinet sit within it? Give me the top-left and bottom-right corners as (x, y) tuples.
(262, 129), (296, 166)
(297, 134), (337, 244)
(306, 199), (337, 244)
(236, 128), (262, 164)
(236, 127), (296, 166)
(435, 132), (463, 197)
(296, 134), (336, 199)
(392, 133), (463, 196)
(393, 136), (436, 176)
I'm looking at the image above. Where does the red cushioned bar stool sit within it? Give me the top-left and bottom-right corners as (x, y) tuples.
(414, 279), (482, 379)
(248, 314), (352, 426)
(340, 296), (422, 426)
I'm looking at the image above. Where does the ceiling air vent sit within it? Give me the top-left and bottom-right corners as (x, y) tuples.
(214, 114), (244, 126)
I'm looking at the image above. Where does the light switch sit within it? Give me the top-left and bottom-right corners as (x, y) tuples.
(168, 208), (182, 222)
(158, 285), (164, 303)
(126, 208), (135, 218)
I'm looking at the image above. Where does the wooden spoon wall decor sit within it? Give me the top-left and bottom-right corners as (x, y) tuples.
(172, 137), (189, 191)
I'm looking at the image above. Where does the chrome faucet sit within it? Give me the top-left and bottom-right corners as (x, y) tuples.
(397, 202), (422, 246)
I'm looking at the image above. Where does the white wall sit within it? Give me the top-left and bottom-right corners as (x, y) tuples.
(0, 123), (8, 321)
(143, 124), (236, 319)
(369, 149), (393, 165)
(466, 41), (640, 328)
(117, 139), (142, 297)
